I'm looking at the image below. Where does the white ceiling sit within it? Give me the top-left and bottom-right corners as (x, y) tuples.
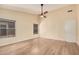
(0, 4), (69, 14)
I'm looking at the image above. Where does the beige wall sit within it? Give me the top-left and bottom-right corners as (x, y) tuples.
(0, 8), (39, 46)
(39, 5), (77, 42)
(76, 5), (79, 45)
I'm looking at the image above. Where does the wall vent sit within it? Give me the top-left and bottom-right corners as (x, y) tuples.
(67, 10), (72, 12)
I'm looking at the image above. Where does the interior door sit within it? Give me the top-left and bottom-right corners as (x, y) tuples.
(64, 19), (76, 42)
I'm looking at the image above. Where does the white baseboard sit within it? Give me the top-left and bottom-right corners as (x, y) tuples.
(40, 36), (76, 43)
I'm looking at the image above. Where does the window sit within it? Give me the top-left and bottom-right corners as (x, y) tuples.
(0, 23), (7, 36)
(0, 18), (15, 38)
(33, 24), (38, 34)
(8, 22), (15, 36)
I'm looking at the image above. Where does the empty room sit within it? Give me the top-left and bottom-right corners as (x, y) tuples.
(0, 4), (79, 55)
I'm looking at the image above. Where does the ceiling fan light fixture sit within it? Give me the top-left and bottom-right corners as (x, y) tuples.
(40, 15), (44, 18)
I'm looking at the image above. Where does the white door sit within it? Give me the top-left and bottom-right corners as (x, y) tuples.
(64, 19), (76, 42)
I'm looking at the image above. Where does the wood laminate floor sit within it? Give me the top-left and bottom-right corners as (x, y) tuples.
(0, 38), (79, 55)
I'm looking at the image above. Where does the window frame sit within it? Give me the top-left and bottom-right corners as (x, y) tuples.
(33, 24), (38, 34)
(0, 18), (16, 38)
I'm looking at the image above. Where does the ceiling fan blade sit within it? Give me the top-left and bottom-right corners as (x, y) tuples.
(44, 11), (48, 14)
(41, 13), (43, 15)
(43, 16), (47, 18)
(39, 13), (43, 16)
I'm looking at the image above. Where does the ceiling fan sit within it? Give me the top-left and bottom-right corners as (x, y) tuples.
(40, 4), (48, 18)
